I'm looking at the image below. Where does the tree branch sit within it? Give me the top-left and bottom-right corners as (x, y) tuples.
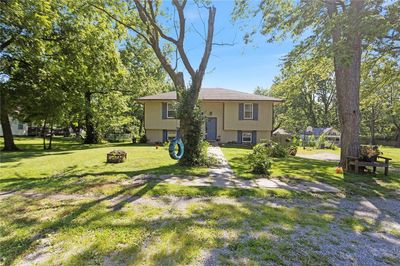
(0, 36), (14, 52)
(89, 3), (152, 46)
(172, 0), (196, 78)
(135, 0), (178, 45)
(196, 6), (216, 85)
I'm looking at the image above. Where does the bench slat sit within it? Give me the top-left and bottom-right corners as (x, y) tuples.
(348, 161), (388, 167)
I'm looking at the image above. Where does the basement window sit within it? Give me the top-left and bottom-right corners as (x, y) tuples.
(242, 132), (252, 143)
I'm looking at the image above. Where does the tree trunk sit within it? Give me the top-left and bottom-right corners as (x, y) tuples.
(327, 0), (363, 166)
(48, 124), (54, 149)
(369, 108), (376, 145)
(394, 123), (400, 147)
(139, 117), (143, 135)
(0, 95), (19, 151)
(335, 64), (361, 166)
(42, 118), (47, 150)
(84, 91), (99, 144)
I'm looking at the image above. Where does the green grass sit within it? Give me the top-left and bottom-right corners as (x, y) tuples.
(0, 137), (208, 194)
(296, 145), (400, 168)
(296, 147), (340, 155)
(222, 146), (400, 197)
(0, 137), (398, 265)
(0, 192), (333, 265)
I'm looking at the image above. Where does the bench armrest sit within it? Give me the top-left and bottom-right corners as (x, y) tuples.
(378, 156), (392, 161)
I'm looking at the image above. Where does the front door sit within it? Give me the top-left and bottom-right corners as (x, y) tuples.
(206, 117), (217, 141)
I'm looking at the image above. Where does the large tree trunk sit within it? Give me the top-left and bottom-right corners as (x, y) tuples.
(335, 61), (361, 166)
(178, 84), (204, 166)
(327, 0), (363, 166)
(0, 95), (19, 151)
(369, 108), (376, 145)
(84, 91), (99, 144)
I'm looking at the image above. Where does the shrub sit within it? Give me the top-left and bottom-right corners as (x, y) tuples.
(288, 145), (297, 156)
(316, 134), (326, 148)
(247, 144), (271, 175)
(197, 141), (218, 166)
(291, 136), (301, 147)
(308, 135), (316, 148)
(139, 135), (147, 144)
(265, 142), (288, 158)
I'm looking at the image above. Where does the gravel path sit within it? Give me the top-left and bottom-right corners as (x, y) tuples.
(297, 152), (340, 161)
(13, 195), (400, 266)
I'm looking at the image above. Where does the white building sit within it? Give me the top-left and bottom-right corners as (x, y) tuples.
(0, 117), (28, 136)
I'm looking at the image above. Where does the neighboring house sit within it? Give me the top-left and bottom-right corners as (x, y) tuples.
(137, 88), (282, 144)
(303, 127), (341, 145)
(273, 128), (291, 136)
(0, 117), (28, 136)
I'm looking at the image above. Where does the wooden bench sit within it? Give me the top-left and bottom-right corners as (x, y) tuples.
(346, 156), (392, 176)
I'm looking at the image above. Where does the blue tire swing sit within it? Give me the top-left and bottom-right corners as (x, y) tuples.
(169, 129), (184, 160)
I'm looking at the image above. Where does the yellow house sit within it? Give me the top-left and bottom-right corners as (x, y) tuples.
(137, 88), (282, 144)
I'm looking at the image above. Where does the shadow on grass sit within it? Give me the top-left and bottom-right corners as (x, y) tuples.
(0, 186), (322, 265)
(227, 153), (399, 198)
(1, 184), (398, 265)
(0, 136), (152, 163)
(0, 162), (202, 195)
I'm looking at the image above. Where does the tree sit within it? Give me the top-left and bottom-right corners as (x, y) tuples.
(361, 55), (400, 145)
(0, 0), (58, 150)
(234, 0), (397, 164)
(92, 0), (216, 165)
(1, 0), (170, 150)
(256, 54), (338, 134)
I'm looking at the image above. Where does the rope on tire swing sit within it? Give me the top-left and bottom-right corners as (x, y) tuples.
(169, 128), (184, 160)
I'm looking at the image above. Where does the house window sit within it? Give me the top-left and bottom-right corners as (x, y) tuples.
(244, 103), (253, 119)
(18, 122), (23, 130)
(242, 132), (252, 143)
(167, 102), (176, 118)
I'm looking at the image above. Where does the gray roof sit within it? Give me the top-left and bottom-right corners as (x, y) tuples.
(305, 127), (339, 135)
(137, 88), (282, 102)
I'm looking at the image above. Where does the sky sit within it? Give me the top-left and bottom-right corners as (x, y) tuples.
(163, 0), (296, 93)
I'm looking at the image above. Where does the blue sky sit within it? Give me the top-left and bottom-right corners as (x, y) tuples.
(164, 1), (295, 93)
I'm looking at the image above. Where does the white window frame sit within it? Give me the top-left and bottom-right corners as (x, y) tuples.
(17, 122), (24, 130)
(242, 132), (252, 143)
(243, 103), (253, 120)
(167, 102), (176, 119)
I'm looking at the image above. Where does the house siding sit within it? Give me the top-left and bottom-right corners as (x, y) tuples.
(144, 101), (179, 130)
(0, 118), (28, 136)
(223, 101), (272, 131)
(143, 101), (272, 144)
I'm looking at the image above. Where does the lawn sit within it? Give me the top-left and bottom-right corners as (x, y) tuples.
(1, 138), (399, 265)
(222, 145), (400, 197)
(296, 146), (340, 155)
(0, 137), (208, 195)
(296, 145), (400, 168)
(2, 191), (399, 265)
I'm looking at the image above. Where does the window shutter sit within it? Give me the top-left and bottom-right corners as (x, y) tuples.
(253, 104), (258, 120)
(237, 130), (242, 144)
(239, 103), (244, 120)
(162, 130), (168, 142)
(252, 131), (257, 144)
(162, 102), (167, 119)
